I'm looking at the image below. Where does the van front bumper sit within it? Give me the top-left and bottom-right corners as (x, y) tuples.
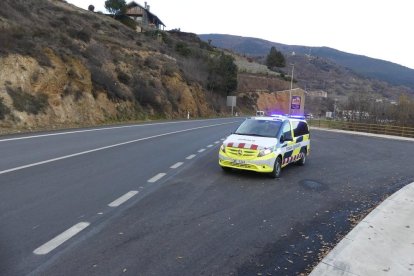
(218, 152), (275, 173)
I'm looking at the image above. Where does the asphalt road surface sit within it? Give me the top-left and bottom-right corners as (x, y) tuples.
(1, 118), (414, 276)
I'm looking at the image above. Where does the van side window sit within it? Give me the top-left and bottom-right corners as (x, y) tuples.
(282, 122), (292, 139)
(293, 121), (309, 137)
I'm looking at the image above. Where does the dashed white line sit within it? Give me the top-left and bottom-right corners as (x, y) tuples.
(33, 222), (90, 255)
(170, 162), (184, 169)
(214, 141), (220, 144)
(148, 173), (166, 183)
(221, 138), (225, 141)
(198, 149), (206, 153)
(207, 144), (214, 148)
(0, 122), (235, 176)
(186, 154), (196, 160)
(108, 191), (138, 207)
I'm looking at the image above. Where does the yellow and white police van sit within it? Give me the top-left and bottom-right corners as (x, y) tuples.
(219, 115), (310, 178)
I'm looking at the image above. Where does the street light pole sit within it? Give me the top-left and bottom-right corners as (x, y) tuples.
(289, 64), (294, 115)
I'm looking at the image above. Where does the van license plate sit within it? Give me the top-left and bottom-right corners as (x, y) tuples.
(233, 159), (245, 164)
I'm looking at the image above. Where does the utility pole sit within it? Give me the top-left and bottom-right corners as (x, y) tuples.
(289, 64), (294, 115)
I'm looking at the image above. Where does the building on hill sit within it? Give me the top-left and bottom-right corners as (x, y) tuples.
(125, 1), (165, 31)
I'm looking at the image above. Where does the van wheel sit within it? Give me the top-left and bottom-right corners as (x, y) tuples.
(297, 151), (307, 166)
(270, 157), (282, 178)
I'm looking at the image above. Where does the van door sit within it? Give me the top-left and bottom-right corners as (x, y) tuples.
(280, 121), (296, 167)
(292, 121), (310, 158)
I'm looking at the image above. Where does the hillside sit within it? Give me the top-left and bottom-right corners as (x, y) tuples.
(199, 34), (414, 94)
(0, 0), (239, 131)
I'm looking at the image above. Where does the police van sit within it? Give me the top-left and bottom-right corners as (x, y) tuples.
(219, 115), (310, 178)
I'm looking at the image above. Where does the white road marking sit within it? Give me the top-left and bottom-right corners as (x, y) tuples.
(33, 222), (90, 255)
(0, 122), (235, 176)
(170, 162), (184, 169)
(221, 138), (225, 141)
(198, 149), (206, 153)
(108, 191), (138, 207)
(207, 144), (214, 148)
(214, 141), (220, 144)
(148, 173), (166, 183)
(0, 119), (238, 143)
(186, 154), (196, 160)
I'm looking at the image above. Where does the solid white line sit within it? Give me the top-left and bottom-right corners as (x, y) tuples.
(170, 162), (184, 169)
(207, 144), (214, 148)
(108, 191), (138, 207)
(0, 122), (235, 176)
(0, 119), (238, 143)
(186, 154), (196, 160)
(148, 173), (166, 183)
(198, 149), (206, 153)
(33, 222), (90, 255)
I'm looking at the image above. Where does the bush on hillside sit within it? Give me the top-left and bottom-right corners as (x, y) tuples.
(6, 87), (48, 115)
(175, 42), (191, 57)
(0, 97), (11, 120)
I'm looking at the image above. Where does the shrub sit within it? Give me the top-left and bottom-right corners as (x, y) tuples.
(6, 87), (49, 115)
(90, 65), (129, 100)
(163, 64), (177, 77)
(68, 29), (91, 43)
(119, 16), (137, 31)
(117, 71), (130, 85)
(175, 42), (191, 57)
(0, 97), (11, 120)
(144, 56), (159, 70)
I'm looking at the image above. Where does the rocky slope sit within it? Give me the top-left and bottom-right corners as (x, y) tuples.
(0, 0), (233, 132)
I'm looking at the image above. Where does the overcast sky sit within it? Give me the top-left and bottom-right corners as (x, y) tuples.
(66, 0), (414, 69)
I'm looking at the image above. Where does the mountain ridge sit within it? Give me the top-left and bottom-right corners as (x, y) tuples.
(199, 34), (414, 90)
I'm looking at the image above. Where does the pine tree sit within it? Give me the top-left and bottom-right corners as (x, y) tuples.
(266, 46), (286, 69)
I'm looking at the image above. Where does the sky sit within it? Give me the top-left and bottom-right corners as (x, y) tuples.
(66, 0), (414, 69)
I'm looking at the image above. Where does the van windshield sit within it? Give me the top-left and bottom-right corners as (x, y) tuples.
(234, 119), (282, 138)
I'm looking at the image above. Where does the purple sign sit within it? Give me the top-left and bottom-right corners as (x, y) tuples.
(291, 96), (301, 110)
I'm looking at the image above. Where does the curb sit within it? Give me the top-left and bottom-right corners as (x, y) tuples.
(310, 127), (414, 142)
(310, 182), (414, 276)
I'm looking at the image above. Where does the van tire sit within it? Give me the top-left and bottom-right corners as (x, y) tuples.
(297, 151), (307, 166)
(270, 157), (282, 178)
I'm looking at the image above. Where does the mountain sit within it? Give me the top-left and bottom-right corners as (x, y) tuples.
(199, 34), (414, 91)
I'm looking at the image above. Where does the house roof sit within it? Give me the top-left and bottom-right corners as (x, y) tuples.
(126, 1), (165, 27)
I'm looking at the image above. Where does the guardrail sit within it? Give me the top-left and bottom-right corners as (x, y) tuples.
(308, 119), (414, 138)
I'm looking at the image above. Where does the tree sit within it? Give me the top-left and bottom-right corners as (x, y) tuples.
(207, 53), (238, 95)
(266, 46), (286, 69)
(105, 0), (126, 15)
(88, 5), (95, 12)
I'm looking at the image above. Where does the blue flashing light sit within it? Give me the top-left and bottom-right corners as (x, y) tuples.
(289, 115), (306, 119)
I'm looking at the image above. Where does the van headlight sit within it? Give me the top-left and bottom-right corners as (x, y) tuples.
(258, 148), (272, 157)
(220, 144), (226, 153)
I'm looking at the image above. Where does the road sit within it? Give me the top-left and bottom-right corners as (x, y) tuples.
(1, 117), (413, 275)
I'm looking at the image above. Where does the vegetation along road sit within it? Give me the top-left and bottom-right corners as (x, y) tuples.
(1, 117), (413, 275)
